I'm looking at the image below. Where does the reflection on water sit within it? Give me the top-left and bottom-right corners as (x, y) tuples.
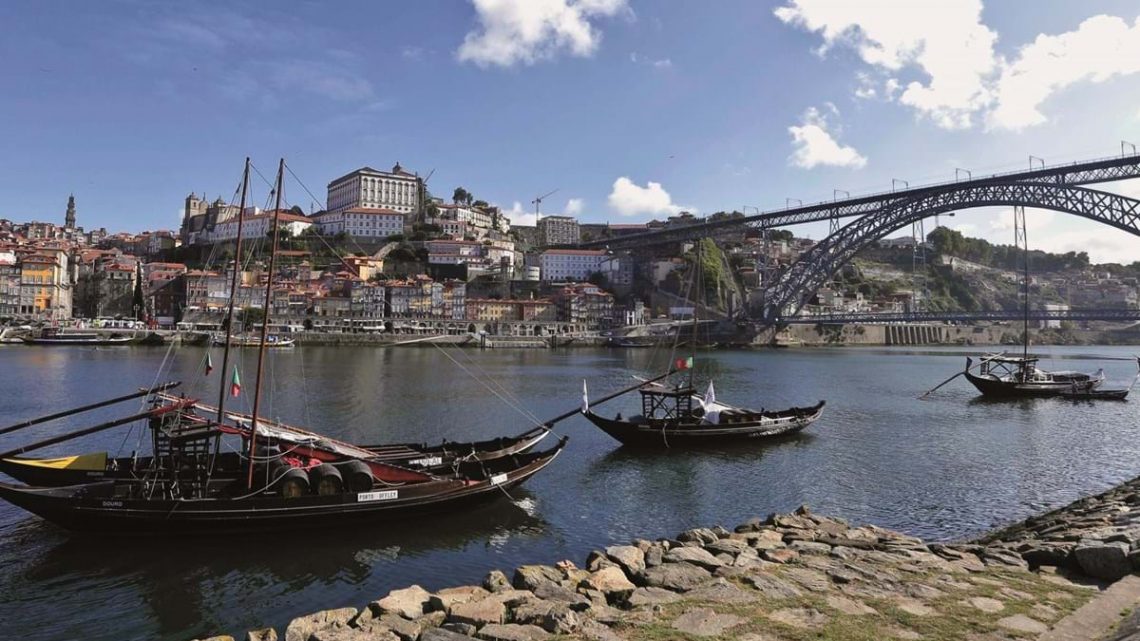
(1, 344), (1139, 640)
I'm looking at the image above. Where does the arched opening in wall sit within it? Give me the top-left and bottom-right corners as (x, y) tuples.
(467, 323), (476, 334)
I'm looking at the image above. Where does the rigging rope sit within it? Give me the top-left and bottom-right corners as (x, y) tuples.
(429, 342), (550, 430)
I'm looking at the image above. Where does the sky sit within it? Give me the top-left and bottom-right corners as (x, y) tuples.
(1, 0), (1139, 262)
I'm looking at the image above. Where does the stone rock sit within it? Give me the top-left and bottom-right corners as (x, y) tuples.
(577, 620), (623, 641)
(1030, 604), (1059, 621)
(782, 567), (832, 592)
(448, 598), (506, 628)
(825, 595), (876, 615)
(579, 566), (635, 600)
(247, 629), (277, 641)
(484, 590), (535, 608)
(705, 539), (750, 556)
(364, 612), (445, 641)
(735, 517), (765, 533)
(604, 545), (645, 575)
(312, 628), (395, 641)
(512, 566), (563, 591)
(894, 598), (934, 616)
(626, 587), (683, 607)
(483, 570), (512, 593)
(284, 608), (358, 641)
(966, 597), (1005, 613)
(1129, 549), (1140, 571)
(644, 545), (664, 567)
(671, 608), (744, 637)
(996, 615), (1048, 634)
(476, 623), (550, 641)
(429, 586), (491, 613)
(905, 583), (944, 600)
(979, 547), (1028, 570)
(373, 586), (432, 620)
(584, 550), (615, 572)
(790, 540), (832, 555)
(711, 525), (732, 538)
(532, 582), (589, 607)
(767, 607), (828, 629)
(1074, 541), (1133, 580)
(685, 579), (757, 604)
(742, 572), (803, 599)
(199, 637), (236, 641)
(826, 567), (861, 585)
(640, 562), (712, 592)
(422, 628), (479, 641)
(677, 527), (720, 545)
(762, 548), (799, 564)
(664, 546), (724, 569)
(511, 600), (580, 634)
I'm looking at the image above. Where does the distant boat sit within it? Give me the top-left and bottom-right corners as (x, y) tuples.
(23, 329), (133, 346)
(213, 333), (295, 347)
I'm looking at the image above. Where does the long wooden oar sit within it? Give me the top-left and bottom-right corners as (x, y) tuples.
(0, 381), (181, 437)
(919, 355), (999, 400)
(542, 368), (679, 427)
(0, 398), (195, 459)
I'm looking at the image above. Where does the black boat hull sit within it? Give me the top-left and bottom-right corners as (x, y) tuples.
(964, 371), (1096, 398)
(0, 441), (565, 535)
(582, 401), (825, 448)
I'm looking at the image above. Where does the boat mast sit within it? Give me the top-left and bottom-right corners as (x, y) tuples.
(689, 239), (701, 390)
(1014, 206), (1029, 365)
(215, 158), (250, 428)
(246, 158), (285, 488)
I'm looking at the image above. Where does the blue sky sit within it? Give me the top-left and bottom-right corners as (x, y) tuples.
(1, 1), (1139, 261)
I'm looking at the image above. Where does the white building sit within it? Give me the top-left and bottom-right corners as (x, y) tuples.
(314, 207), (405, 239)
(327, 163), (422, 217)
(436, 204), (509, 234)
(538, 215), (580, 246)
(539, 249), (607, 282)
(204, 211), (312, 243)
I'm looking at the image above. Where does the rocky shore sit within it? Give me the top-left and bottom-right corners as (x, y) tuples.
(195, 480), (1140, 641)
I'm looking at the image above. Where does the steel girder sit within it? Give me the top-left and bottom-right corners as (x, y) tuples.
(572, 155), (1140, 251)
(781, 309), (1140, 324)
(762, 182), (1140, 323)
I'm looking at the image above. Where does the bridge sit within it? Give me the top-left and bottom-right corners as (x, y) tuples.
(780, 308), (1140, 325)
(569, 152), (1140, 325)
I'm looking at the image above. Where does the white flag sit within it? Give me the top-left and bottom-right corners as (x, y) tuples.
(581, 379), (589, 413)
(703, 381), (719, 424)
(703, 381), (716, 408)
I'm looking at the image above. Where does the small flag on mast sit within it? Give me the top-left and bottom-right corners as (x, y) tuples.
(675, 356), (694, 371)
(581, 379), (589, 413)
(205, 352), (214, 376)
(230, 365), (242, 397)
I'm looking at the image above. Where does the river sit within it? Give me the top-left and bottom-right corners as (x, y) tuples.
(1, 344), (1139, 640)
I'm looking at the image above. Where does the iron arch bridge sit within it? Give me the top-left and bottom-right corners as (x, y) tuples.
(763, 182), (1140, 323)
(780, 309), (1140, 324)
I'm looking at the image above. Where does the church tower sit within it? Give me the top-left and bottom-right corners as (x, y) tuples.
(65, 194), (76, 229)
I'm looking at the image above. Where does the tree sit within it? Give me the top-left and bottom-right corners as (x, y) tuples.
(289, 205), (305, 216)
(132, 271), (145, 320)
(473, 199), (489, 208)
(452, 187), (469, 204)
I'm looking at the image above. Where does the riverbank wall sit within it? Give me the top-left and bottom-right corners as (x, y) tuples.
(196, 477), (1140, 641)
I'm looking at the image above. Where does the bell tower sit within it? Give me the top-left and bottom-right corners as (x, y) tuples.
(65, 194), (76, 229)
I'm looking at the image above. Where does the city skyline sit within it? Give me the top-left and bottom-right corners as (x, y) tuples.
(2, 1), (1139, 260)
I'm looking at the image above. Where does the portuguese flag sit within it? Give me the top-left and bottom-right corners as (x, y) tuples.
(230, 365), (242, 397)
(675, 356), (694, 371)
(205, 352), (214, 376)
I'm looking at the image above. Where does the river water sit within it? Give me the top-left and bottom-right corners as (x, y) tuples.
(2, 344), (1139, 640)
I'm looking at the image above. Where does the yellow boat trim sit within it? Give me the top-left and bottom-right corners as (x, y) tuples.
(3, 452), (107, 470)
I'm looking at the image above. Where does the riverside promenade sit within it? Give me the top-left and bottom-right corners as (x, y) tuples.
(194, 477), (1140, 641)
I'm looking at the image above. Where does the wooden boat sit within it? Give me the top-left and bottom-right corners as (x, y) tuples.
(23, 329), (133, 345)
(0, 159), (569, 535)
(581, 240), (825, 448)
(583, 383), (824, 447)
(963, 355), (1103, 398)
(212, 333), (295, 347)
(1057, 387), (1129, 400)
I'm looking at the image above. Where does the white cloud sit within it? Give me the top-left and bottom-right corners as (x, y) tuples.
(504, 201), (536, 226)
(565, 198), (584, 215)
(775, 0), (996, 129)
(853, 72), (877, 99)
(987, 15), (1140, 130)
(607, 177), (687, 217)
(787, 106), (867, 169)
(987, 209), (1055, 233)
(457, 0), (629, 68)
(775, 1), (1140, 131)
(1032, 228), (1140, 265)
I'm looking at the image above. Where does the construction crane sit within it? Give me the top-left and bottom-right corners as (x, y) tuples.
(531, 188), (559, 222)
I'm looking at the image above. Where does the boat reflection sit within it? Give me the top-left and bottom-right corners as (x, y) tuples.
(5, 492), (548, 641)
